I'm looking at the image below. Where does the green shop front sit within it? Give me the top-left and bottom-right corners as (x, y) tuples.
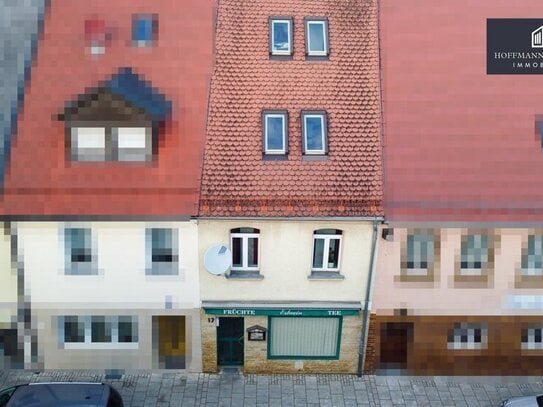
(201, 302), (362, 373)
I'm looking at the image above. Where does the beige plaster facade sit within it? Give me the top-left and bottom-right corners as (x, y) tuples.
(198, 219), (377, 373)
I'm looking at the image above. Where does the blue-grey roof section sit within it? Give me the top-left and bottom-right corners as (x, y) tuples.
(104, 66), (172, 122)
(0, 0), (47, 189)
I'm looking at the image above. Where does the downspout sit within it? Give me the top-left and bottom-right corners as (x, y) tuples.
(357, 220), (379, 376)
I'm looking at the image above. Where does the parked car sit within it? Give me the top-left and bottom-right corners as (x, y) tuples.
(0, 382), (123, 407)
(501, 394), (543, 407)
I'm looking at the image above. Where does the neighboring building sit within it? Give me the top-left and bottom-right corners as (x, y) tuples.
(199, 0), (383, 373)
(1, 0), (215, 370)
(367, 0), (543, 375)
(0, 224), (19, 368)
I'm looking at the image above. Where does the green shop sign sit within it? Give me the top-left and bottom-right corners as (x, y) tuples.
(204, 308), (360, 317)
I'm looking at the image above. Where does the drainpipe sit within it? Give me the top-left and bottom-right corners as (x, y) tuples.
(357, 220), (379, 377)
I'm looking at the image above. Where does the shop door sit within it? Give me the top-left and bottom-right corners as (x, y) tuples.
(158, 316), (186, 369)
(217, 317), (244, 366)
(379, 322), (413, 369)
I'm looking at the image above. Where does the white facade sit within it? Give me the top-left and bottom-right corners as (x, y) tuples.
(15, 221), (202, 371)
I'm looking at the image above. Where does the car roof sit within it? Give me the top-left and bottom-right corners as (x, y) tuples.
(6, 382), (109, 407)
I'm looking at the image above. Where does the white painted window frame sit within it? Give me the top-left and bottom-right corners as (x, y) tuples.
(522, 326), (543, 350)
(303, 114), (326, 155)
(447, 323), (487, 350)
(264, 113), (286, 154)
(312, 233), (342, 272)
(306, 20), (327, 56)
(230, 232), (260, 271)
(271, 19), (292, 55)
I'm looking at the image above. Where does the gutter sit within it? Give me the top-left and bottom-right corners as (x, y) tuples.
(357, 220), (379, 376)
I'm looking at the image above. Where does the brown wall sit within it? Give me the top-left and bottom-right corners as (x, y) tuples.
(370, 315), (543, 375)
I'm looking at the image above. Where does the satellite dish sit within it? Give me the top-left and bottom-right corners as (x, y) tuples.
(204, 244), (232, 276)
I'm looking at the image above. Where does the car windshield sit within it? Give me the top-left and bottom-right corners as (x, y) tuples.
(6, 383), (106, 407)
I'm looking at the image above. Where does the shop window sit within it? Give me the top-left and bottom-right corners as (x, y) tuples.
(230, 228), (260, 274)
(60, 316), (138, 349)
(400, 230), (439, 282)
(312, 229), (342, 272)
(447, 322), (487, 350)
(64, 227), (95, 275)
(304, 18), (329, 57)
(268, 317), (340, 359)
(269, 18), (293, 56)
(522, 325), (543, 350)
(146, 228), (179, 275)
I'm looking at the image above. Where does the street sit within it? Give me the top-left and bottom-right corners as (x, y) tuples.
(1, 369), (541, 406)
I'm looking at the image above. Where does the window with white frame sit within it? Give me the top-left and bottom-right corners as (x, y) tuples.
(269, 317), (340, 359)
(305, 19), (329, 57)
(231, 228), (260, 271)
(65, 227), (95, 275)
(522, 325), (543, 349)
(263, 111), (287, 155)
(460, 234), (489, 275)
(61, 316), (138, 349)
(269, 18), (292, 55)
(312, 229), (342, 272)
(447, 322), (487, 350)
(146, 228), (179, 275)
(302, 111), (327, 155)
(406, 233), (434, 275)
(522, 235), (543, 276)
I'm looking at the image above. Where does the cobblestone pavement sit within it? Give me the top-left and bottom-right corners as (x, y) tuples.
(1, 369), (543, 406)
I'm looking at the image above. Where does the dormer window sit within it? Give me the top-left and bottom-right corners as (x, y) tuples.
(58, 67), (172, 164)
(70, 126), (152, 162)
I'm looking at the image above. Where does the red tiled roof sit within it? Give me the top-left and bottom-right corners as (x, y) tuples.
(1, 0), (214, 216)
(381, 0), (543, 222)
(199, 0), (383, 217)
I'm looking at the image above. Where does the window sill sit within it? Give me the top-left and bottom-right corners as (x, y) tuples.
(269, 54), (293, 61)
(262, 154), (288, 161)
(302, 155), (328, 161)
(227, 271), (264, 280)
(63, 342), (139, 350)
(146, 263), (179, 276)
(305, 54), (330, 62)
(308, 271), (344, 280)
(515, 275), (543, 288)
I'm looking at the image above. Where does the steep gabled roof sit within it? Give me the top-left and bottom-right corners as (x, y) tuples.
(0, 0), (215, 217)
(200, 0), (383, 217)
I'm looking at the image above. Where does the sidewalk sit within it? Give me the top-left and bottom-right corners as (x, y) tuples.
(1, 369), (542, 406)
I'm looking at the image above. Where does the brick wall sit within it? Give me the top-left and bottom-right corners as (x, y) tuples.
(363, 313), (377, 373)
